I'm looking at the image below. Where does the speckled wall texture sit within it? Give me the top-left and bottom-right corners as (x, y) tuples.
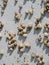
(0, 0), (49, 65)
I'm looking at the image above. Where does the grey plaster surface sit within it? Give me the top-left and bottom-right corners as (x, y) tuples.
(0, 0), (49, 65)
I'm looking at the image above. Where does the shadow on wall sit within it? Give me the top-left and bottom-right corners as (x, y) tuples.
(35, 37), (49, 56)
(34, 29), (42, 34)
(23, 0), (36, 5)
(14, 0), (18, 6)
(18, 35), (27, 43)
(17, 49), (24, 57)
(43, 45), (49, 56)
(7, 46), (16, 55)
(0, 54), (3, 60)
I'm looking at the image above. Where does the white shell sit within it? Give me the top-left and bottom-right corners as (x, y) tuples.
(0, 50), (4, 55)
(23, 29), (27, 33)
(24, 42), (30, 48)
(44, 32), (49, 37)
(41, 8), (45, 15)
(23, 34), (27, 37)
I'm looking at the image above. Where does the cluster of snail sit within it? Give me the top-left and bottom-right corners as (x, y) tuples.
(23, 52), (45, 65)
(25, 9), (33, 15)
(43, 22), (49, 47)
(45, 1), (49, 13)
(7, 32), (17, 51)
(6, 31), (31, 53)
(31, 52), (44, 65)
(34, 18), (42, 30)
(41, 0), (49, 15)
(0, 21), (4, 39)
(15, 12), (21, 21)
(23, 62), (31, 65)
(3, 0), (8, 7)
(36, 22), (49, 47)
(44, 22), (49, 32)
(0, 21), (4, 30)
(17, 42), (31, 53)
(1, 0), (8, 15)
(18, 22), (33, 37)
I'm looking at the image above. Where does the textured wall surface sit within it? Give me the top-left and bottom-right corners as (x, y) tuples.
(0, 0), (49, 65)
